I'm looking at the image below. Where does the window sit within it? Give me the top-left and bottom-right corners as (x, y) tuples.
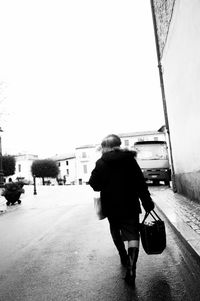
(66, 161), (68, 165)
(124, 139), (129, 147)
(136, 144), (168, 160)
(83, 164), (87, 174)
(18, 164), (21, 172)
(58, 162), (61, 167)
(66, 169), (69, 176)
(82, 152), (87, 158)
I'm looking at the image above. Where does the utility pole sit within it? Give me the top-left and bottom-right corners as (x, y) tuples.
(150, 0), (177, 192)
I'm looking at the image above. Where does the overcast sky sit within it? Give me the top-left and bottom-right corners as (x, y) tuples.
(0, 0), (164, 158)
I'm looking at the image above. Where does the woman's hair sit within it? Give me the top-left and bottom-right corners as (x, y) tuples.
(101, 134), (121, 149)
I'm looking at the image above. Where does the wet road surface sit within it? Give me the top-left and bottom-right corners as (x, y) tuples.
(0, 186), (200, 300)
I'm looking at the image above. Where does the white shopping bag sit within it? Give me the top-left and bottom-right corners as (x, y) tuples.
(0, 195), (7, 213)
(93, 192), (106, 220)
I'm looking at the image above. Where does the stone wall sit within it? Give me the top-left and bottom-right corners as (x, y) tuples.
(152, 0), (176, 58)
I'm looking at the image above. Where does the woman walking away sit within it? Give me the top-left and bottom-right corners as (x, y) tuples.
(88, 134), (154, 288)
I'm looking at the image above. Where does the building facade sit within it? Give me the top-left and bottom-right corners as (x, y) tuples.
(9, 153), (38, 183)
(51, 153), (76, 185)
(152, 0), (200, 202)
(7, 129), (166, 186)
(119, 130), (166, 149)
(75, 145), (100, 184)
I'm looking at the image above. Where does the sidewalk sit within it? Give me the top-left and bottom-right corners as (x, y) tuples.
(150, 186), (200, 262)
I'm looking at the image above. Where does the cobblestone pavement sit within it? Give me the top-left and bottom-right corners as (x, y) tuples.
(151, 186), (200, 234)
(149, 185), (200, 258)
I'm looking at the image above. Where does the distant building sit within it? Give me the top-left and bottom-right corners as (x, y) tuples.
(9, 153), (38, 183)
(75, 129), (166, 184)
(51, 153), (76, 185)
(75, 144), (100, 184)
(119, 130), (166, 150)
(8, 128), (166, 186)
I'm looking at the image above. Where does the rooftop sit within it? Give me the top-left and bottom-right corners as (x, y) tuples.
(118, 130), (163, 138)
(50, 153), (75, 161)
(75, 144), (99, 150)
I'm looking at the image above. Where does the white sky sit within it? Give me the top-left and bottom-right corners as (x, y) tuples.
(0, 0), (164, 158)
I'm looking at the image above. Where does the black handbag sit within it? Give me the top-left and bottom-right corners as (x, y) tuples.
(140, 210), (166, 255)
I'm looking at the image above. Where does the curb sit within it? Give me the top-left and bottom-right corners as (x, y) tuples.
(155, 203), (200, 267)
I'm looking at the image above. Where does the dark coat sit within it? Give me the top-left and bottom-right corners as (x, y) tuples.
(89, 149), (154, 218)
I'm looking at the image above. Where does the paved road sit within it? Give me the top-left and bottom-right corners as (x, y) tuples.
(0, 185), (200, 301)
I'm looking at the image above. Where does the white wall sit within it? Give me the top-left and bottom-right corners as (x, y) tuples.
(75, 146), (101, 184)
(162, 0), (200, 174)
(160, 0), (200, 200)
(58, 157), (76, 184)
(11, 158), (35, 183)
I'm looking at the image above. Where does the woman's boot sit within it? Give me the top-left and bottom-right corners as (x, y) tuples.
(125, 247), (139, 287)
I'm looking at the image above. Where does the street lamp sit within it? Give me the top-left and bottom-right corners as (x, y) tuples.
(0, 127), (4, 188)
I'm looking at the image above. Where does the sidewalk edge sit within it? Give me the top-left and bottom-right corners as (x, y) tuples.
(155, 204), (200, 266)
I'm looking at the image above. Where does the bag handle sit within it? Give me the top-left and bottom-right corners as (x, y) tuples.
(150, 210), (162, 221)
(141, 210), (162, 224)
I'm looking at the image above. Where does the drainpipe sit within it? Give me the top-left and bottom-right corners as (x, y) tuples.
(150, 0), (177, 192)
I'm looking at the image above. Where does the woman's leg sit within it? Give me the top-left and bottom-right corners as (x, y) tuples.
(108, 219), (128, 265)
